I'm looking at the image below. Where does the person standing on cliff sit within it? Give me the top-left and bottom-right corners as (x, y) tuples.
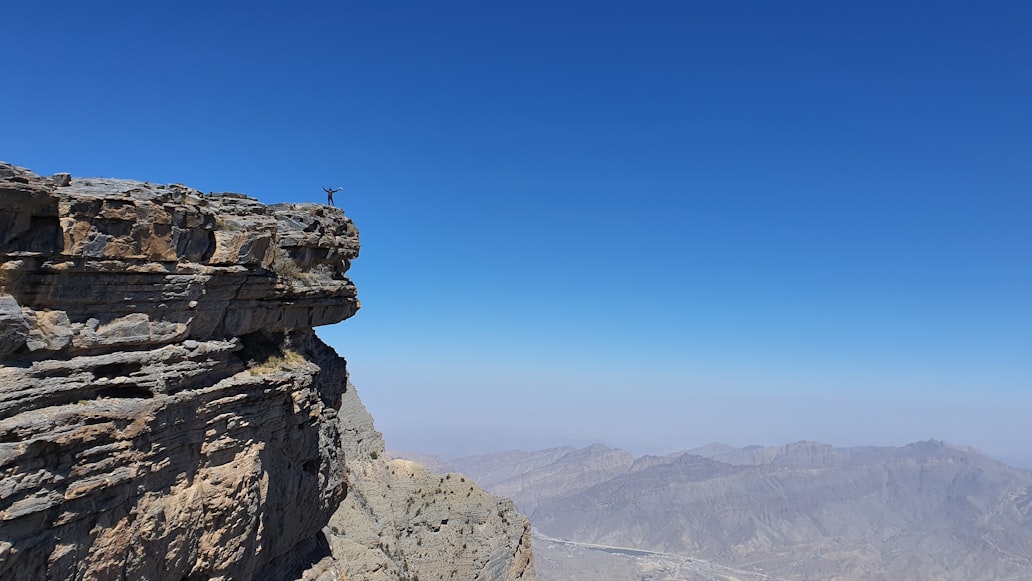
(323, 186), (342, 206)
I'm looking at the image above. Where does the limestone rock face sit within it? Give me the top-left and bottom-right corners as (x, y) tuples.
(0, 162), (535, 580)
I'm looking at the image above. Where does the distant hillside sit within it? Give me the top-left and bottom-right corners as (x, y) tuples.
(403, 441), (1032, 581)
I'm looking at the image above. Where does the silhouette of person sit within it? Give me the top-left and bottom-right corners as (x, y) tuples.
(323, 186), (342, 206)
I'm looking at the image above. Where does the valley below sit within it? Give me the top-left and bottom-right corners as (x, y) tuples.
(396, 440), (1032, 580)
(531, 530), (776, 581)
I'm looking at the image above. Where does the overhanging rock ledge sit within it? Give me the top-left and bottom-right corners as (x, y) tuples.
(0, 162), (535, 581)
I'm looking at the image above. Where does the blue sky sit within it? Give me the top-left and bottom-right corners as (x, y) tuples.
(3, 1), (1030, 464)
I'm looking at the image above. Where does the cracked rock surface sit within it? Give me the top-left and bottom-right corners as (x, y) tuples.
(0, 162), (534, 580)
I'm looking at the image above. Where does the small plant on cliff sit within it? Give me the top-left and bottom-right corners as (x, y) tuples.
(248, 348), (306, 375)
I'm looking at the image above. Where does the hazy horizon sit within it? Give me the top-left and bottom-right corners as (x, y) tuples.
(372, 410), (1032, 472)
(4, 2), (1029, 470)
(387, 435), (1032, 473)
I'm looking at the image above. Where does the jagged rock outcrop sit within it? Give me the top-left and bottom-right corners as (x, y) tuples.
(328, 382), (535, 581)
(0, 162), (534, 580)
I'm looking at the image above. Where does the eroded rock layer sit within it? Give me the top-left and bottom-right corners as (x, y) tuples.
(0, 162), (535, 580)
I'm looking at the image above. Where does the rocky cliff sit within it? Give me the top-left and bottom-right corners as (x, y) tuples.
(0, 162), (534, 581)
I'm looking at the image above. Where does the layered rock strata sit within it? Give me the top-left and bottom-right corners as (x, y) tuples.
(0, 162), (534, 580)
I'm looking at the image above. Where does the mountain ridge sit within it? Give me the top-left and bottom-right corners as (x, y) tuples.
(396, 439), (1032, 580)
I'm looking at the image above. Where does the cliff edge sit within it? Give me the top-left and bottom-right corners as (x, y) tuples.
(0, 162), (534, 581)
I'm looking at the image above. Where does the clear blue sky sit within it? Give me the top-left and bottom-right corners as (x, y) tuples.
(3, 1), (1030, 464)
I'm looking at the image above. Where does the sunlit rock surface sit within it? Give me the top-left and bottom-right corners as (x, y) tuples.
(0, 162), (534, 581)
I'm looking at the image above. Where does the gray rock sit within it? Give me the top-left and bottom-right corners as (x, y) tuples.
(327, 381), (536, 581)
(0, 295), (27, 355)
(51, 173), (71, 187)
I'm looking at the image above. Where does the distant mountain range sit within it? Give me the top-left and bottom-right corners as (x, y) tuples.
(394, 440), (1032, 580)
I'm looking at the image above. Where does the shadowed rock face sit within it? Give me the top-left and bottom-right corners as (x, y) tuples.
(0, 162), (535, 581)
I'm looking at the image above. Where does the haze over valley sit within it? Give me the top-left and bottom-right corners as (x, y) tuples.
(397, 440), (1032, 580)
